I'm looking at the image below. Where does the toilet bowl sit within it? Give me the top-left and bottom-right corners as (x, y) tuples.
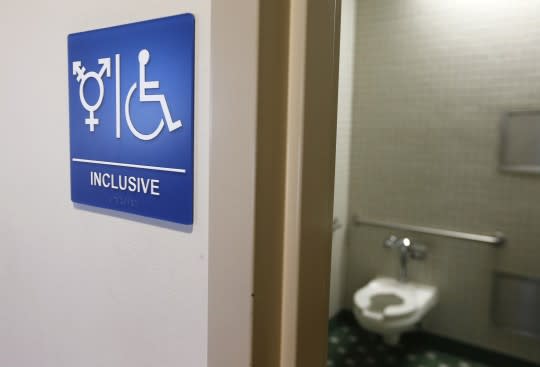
(353, 277), (438, 345)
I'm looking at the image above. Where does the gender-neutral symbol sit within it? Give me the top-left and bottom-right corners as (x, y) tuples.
(72, 58), (111, 132)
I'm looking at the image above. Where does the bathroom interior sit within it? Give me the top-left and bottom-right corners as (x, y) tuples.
(329, 1), (540, 366)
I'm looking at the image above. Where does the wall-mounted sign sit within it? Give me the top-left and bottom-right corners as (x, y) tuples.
(68, 14), (195, 224)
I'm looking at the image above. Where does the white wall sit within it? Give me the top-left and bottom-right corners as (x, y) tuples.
(329, 0), (355, 317)
(0, 1), (255, 366)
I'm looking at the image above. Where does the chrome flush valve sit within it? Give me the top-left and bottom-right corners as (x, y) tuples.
(383, 235), (427, 282)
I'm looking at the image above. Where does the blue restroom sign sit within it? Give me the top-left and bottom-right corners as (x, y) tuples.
(68, 14), (195, 224)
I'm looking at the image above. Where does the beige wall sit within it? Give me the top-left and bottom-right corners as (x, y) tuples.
(0, 2), (211, 366)
(208, 1), (258, 367)
(345, 1), (540, 364)
(0, 1), (258, 366)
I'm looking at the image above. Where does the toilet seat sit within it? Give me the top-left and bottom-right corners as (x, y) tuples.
(352, 277), (438, 345)
(354, 281), (417, 321)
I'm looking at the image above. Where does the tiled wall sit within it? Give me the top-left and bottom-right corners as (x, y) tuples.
(345, 1), (540, 363)
(329, 0), (355, 317)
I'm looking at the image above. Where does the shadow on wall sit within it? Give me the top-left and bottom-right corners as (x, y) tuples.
(74, 203), (193, 233)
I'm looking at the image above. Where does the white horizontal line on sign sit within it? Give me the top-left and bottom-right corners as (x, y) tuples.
(72, 158), (186, 173)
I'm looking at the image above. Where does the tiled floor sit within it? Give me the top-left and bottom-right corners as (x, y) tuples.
(328, 311), (487, 367)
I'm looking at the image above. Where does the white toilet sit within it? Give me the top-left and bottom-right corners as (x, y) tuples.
(353, 277), (438, 345)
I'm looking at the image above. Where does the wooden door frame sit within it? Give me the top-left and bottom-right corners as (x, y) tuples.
(210, 1), (342, 365)
(281, 1), (342, 366)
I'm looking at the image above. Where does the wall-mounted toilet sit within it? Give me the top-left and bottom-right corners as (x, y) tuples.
(353, 235), (438, 344)
(353, 277), (438, 345)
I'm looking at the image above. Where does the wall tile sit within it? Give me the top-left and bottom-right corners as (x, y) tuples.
(345, 0), (540, 363)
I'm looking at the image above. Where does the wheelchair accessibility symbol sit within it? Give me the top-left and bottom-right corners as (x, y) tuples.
(72, 49), (182, 141)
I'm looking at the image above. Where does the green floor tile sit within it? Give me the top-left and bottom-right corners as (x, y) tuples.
(328, 311), (489, 367)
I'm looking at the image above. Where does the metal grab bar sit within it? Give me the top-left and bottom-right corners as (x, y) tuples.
(353, 215), (505, 246)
